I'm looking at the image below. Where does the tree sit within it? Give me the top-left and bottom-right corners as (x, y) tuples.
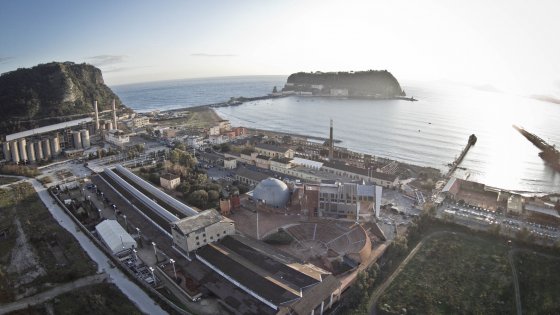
(272, 86), (278, 93)
(208, 190), (220, 202)
(188, 190), (208, 209)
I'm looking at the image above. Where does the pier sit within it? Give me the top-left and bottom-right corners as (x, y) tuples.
(513, 125), (560, 171)
(445, 134), (477, 179)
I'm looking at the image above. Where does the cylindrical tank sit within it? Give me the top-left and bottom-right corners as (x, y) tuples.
(2, 142), (10, 161)
(105, 122), (113, 130)
(42, 138), (51, 159)
(80, 129), (90, 148)
(51, 135), (61, 156)
(18, 138), (27, 162)
(26, 142), (36, 163)
(72, 131), (82, 149)
(10, 141), (20, 164)
(35, 142), (44, 160)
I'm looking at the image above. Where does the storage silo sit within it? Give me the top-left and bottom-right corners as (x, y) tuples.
(42, 138), (51, 159)
(35, 141), (44, 160)
(51, 135), (61, 156)
(18, 138), (27, 162)
(2, 142), (10, 161)
(26, 142), (36, 163)
(10, 141), (20, 164)
(72, 131), (82, 149)
(81, 129), (91, 148)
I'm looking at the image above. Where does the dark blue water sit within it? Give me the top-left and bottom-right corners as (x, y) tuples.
(111, 77), (560, 193)
(112, 76), (285, 112)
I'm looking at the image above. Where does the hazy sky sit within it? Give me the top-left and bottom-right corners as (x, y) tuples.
(1, 0), (559, 95)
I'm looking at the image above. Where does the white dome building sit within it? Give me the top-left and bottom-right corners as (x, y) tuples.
(253, 178), (290, 208)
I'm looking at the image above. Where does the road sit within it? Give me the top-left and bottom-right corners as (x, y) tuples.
(0, 273), (107, 315)
(508, 250), (522, 315)
(27, 178), (169, 315)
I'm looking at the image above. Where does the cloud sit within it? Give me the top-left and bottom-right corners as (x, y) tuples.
(191, 53), (237, 57)
(0, 56), (14, 64)
(88, 55), (128, 66)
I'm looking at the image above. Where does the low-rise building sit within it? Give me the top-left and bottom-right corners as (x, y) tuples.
(321, 160), (398, 187)
(186, 135), (204, 149)
(171, 209), (235, 253)
(95, 220), (137, 254)
(235, 167), (269, 188)
(255, 143), (295, 159)
(223, 157), (237, 169)
(106, 130), (130, 147)
(131, 116), (150, 128)
(160, 173), (181, 190)
(255, 154), (271, 169)
(507, 195), (524, 214)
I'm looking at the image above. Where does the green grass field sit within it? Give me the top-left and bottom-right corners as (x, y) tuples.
(377, 233), (515, 315)
(514, 250), (560, 315)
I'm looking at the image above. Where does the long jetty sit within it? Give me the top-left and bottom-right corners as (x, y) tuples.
(445, 134), (477, 179)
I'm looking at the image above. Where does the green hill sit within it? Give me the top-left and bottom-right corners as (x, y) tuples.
(0, 62), (127, 135)
(282, 70), (405, 97)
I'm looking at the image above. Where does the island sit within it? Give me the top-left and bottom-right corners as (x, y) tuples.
(280, 70), (415, 100)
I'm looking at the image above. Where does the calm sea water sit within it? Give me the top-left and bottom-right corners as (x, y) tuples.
(113, 77), (560, 193)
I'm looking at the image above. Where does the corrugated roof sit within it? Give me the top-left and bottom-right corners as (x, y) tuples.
(236, 167), (269, 182)
(95, 220), (137, 254)
(357, 184), (375, 197)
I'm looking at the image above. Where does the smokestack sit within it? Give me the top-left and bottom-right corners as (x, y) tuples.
(112, 99), (117, 130)
(94, 100), (100, 130)
(329, 119), (334, 160)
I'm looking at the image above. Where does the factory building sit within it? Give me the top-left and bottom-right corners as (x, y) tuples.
(1, 117), (93, 163)
(171, 209), (235, 253)
(106, 130), (130, 147)
(195, 234), (342, 315)
(318, 180), (381, 219)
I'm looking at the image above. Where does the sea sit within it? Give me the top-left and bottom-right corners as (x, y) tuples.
(113, 76), (560, 194)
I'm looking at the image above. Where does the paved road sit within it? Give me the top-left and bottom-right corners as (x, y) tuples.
(0, 273), (107, 314)
(28, 178), (169, 315)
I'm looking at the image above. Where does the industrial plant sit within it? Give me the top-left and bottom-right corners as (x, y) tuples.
(1, 99), (126, 164)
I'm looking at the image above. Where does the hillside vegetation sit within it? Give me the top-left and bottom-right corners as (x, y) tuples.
(283, 70), (405, 97)
(0, 62), (127, 135)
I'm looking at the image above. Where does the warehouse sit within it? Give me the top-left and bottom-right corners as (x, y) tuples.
(95, 220), (137, 254)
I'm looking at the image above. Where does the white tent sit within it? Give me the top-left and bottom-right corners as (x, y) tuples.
(95, 220), (137, 254)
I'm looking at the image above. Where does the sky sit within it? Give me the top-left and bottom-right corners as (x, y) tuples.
(1, 0), (559, 96)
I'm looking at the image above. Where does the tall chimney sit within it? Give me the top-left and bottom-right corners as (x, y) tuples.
(329, 119), (334, 160)
(112, 99), (117, 130)
(94, 100), (100, 130)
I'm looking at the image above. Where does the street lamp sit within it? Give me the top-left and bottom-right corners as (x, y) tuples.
(136, 227), (141, 240)
(132, 248), (138, 261)
(87, 195), (91, 206)
(149, 266), (156, 285)
(98, 208), (102, 219)
(152, 242), (157, 261)
(170, 259), (177, 280)
(123, 214), (128, 231)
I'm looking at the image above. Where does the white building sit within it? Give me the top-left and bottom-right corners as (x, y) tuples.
(171, 209), (235, 253)
(106, 130), (130, 146)
(186, 135), (203, 149)
(131, 116), (151, 128)
(95, 220), (137, 254)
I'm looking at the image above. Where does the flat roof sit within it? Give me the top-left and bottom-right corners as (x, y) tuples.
(6, 117), (93, 141)
(160, 173), (180, 180)
(220, 236), (320, 290)
(236, 167), (269, 182)
(196, 244), (300, 306)
(172, 209), (232, 235)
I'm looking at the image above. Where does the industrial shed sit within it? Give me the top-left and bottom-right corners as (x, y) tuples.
(95, 220), (137, 254)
